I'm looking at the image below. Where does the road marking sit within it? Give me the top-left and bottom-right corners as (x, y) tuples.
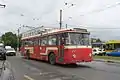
(24, 75), (35, 80)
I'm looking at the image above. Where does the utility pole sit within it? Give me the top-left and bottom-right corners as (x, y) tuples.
(60, 9), (62, 29)
(17, 29), (20, 51)
(16, 24), (36, 52)
(66, 24), (68, 29)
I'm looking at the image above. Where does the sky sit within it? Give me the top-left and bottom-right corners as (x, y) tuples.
(0, 0), (120, 41)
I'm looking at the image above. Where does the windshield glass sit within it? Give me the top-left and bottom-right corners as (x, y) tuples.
(6, 48), (15, 51)
(105, 44), (120, 50)
(68, 33), (90, 45)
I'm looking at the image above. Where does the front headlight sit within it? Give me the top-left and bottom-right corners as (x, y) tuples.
(72, 54), (76, 58)
(89, 53), (92, 57)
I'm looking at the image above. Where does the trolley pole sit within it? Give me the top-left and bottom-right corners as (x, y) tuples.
(60, 9), (62, 29)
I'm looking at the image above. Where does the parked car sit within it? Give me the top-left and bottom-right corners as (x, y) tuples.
(98, 49), (106, 56)
(92, 48), (101, 55)
(106, 48), (120, 57)
(92, 48), (106, 56)
(5, 48), (16, 56)
(5, 46), (11, 49)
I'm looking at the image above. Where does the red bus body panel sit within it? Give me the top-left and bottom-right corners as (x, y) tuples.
(20, 28), (93, 64)
(21, 45), (92, 64)
(64, 48), (92, 64)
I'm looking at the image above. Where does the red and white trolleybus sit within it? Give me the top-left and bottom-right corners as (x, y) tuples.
(20, 27), (92, 64)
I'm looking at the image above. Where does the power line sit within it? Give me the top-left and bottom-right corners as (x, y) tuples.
(78, 2), (120, 17)
(86, 27), (120, 29)
(65, 1), (120, 21)
(64, 0), (78, 5)
(89, 2), (120, 14)
(65, 24), (120, 30)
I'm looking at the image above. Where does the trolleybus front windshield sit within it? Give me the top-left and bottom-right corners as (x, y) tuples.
(65, 32), (90, 46)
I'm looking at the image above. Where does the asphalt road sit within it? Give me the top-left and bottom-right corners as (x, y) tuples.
(5, 56), (120, 80)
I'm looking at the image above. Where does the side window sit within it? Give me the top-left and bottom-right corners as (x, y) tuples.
(28, 40), (34, 46)
(34, 39), (39, 46)
(118, 49), (120, 52)
(39, 39), (41, 45)
(24, 41), (27, 46)
(24, 40), (33, 46)
(21, 41), (24, 47)
(41, 37), (47, 46)
(114, 49), (118, 52)
(48, 36), (57, 45)
(60, 33), (68, 45)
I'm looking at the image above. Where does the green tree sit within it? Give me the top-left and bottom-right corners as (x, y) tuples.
(1, 32), (17, 50)
(91, 38), (102, 43)
(96, 38), (102, 42)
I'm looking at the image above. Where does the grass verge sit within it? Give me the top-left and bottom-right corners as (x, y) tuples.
(94, 56), (120, 61)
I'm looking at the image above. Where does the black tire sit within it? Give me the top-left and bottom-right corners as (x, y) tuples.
(49, 53), (56, 65)
(14, 53), (16, 56)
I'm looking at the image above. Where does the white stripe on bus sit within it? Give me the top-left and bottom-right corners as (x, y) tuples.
(64, 46), (92, 49)
(40, 47), (58, 55)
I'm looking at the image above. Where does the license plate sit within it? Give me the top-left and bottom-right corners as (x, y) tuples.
(80, 62), (86, 65)
(77, 62), (86, 65)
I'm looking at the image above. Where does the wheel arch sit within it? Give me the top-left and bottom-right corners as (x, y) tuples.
(48, 51), (55, 58)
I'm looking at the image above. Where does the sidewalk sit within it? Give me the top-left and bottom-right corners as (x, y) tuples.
(16, 51), (22, 57)
(94, 59), (120, 64)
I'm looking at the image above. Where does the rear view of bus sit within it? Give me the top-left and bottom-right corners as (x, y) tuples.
(58, 28), (92, 64)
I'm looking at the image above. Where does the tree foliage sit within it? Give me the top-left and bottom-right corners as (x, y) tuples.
(96, 38), (101, 42)
(91, 38), (102, 43)
(1, 32), (17, 49)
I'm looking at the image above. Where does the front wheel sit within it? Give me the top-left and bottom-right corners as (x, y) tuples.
(49, 53), (56, 65)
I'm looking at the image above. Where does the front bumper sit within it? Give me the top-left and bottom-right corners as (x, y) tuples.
(64, 58), (93, 64)
(6, 52), (16, 56)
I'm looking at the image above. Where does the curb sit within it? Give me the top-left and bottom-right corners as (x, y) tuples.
(94, 59), (120, 64)
(94, 59), (105, 62)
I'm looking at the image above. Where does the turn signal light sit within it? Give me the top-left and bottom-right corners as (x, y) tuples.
(89, 53), (92, 57)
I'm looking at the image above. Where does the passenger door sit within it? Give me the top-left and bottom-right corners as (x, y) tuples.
(39, 37), (47, 60)
(33, 38), (39, 59)
(58, 33), (65, 62)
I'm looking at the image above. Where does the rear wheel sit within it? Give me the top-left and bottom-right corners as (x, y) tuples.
(14, 53), (16, 56)
(49, 53), (56, 65)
